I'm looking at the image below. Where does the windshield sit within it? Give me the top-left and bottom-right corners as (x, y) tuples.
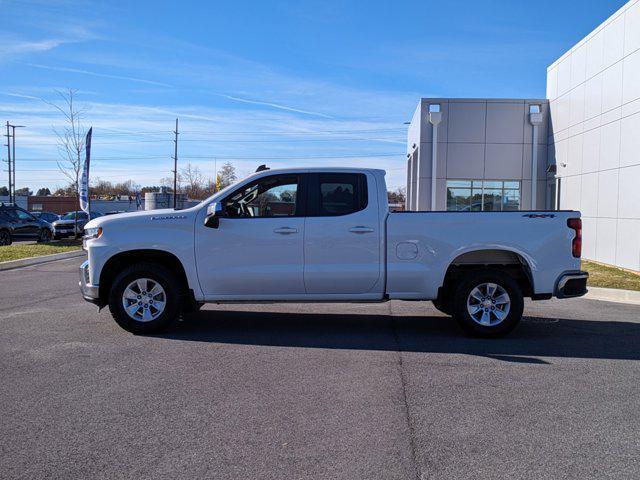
(60, 212), (87, 220)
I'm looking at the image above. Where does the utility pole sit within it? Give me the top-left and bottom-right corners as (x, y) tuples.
(10, 124), (25, 204)
(4, 122), (11, 204)
(213, 157), (217, 192)
(3, 122), (25, 205)
(172, 118), (179, 209)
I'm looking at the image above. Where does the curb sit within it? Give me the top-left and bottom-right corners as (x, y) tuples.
(585, 286), (640, 305)
(0, 250), (86, 271)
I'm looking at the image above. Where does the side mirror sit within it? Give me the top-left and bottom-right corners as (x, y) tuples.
(204, 202), (223, 228)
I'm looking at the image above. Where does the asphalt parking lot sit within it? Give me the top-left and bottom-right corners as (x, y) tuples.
(1, 257), (639, 479)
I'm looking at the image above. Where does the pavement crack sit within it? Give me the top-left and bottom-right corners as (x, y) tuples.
(390, 310), (421, 480)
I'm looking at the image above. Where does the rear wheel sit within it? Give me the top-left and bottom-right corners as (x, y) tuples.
(108, 262), (181, 334)
(0, 229), (12, 246)
(452, 269), (523, 337)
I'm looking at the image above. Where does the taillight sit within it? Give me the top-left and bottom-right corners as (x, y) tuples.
(567, 218), (582, 258)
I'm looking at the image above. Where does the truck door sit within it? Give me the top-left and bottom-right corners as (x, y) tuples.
(303, 172), (382, 295)
(194, 173), (306, 298)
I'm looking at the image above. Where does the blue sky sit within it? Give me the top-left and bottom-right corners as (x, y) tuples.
(0, 0), (626, 192)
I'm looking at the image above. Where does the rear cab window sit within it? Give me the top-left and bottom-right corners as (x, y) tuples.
(308, 173), (368, 216)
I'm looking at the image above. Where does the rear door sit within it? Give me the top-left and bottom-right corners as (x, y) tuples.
(12, 209), (40, 238)
(303, 172), (382, 294)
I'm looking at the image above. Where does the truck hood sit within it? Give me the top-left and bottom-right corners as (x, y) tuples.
(84, 208), (195, 230)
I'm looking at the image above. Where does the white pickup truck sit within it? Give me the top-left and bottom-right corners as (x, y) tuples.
(80, 167), (587, 336)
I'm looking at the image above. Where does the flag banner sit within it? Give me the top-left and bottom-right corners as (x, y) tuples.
(79, 127), (92, 214)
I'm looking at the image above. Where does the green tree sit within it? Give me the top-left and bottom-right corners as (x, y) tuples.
(15, 187), (33, 196)
(218, 162), (237, 189)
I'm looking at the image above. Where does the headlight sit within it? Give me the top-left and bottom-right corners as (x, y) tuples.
(84, 227), (102, 239)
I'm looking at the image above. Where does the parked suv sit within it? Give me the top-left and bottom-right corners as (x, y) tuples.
(0, 204), (54, 245)
(52, 211), (102, 239)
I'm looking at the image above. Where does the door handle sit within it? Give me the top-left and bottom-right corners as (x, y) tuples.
(273, 227), (298, 235)
(349, 226), (374, 234)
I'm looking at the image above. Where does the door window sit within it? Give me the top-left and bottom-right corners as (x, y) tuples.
(15, 210), (35, 221)
(314, 173), (367, 216)
(224, 175), (299, 218)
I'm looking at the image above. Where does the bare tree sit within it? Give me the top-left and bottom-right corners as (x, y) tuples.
(45, 89), (88, 234)
(388, 187), (406, 204)
(180, 163), (206, 199)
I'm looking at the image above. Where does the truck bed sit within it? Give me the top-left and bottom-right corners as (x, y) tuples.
(385, 210), (581, 300)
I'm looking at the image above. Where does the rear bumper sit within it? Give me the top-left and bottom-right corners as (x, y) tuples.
(79, 260), (100, 305)
(555, 271), (589, 298)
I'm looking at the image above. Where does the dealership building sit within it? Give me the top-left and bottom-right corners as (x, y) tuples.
(406, 0), (640, 272)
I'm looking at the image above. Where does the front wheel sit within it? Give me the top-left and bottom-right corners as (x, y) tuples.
(452, 269), (524, 337)
(38, 228), (52, 243)
(108, 262), (181, 334)
(0, 229), (12, 246)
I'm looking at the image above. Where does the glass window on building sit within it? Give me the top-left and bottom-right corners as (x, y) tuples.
(446, 180), (521, 211)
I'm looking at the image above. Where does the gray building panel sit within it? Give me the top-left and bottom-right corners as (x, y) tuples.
(407, 98), (549, 213)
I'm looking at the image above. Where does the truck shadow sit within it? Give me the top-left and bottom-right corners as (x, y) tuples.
(156, 309), (640, 363)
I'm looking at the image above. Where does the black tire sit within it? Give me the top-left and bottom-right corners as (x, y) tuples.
(0, 229), (12, 246)
(38, 228), (52, 243)
(108, 262), (181, 334)
(452, 269), (524, 337)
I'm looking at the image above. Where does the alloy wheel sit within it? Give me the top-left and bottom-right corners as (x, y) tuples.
(466, 282), (511, 327)
(121, 278), (167, 322)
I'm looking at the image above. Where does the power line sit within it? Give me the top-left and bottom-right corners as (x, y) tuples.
(20, 137), (404, 147)
(87, 127), (405, 137)
(13, 153), (404, 162)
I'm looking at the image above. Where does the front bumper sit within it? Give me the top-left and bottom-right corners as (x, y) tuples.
(555, 271), (589, 298)
(79, 260), (100, 305)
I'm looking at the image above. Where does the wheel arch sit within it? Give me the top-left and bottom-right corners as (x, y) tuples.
(99, 249), (192, 308)
(438, 248), (535, 302)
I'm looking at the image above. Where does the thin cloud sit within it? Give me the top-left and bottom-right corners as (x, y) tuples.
(0, 38), (71, 60)
(22, 63), (335, 119)
(1, 92), (42, 101)
(24, 63), (175, 88)
(214, 93), (333, 119)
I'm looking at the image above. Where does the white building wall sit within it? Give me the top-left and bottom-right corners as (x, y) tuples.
(547, 0), (640, 272)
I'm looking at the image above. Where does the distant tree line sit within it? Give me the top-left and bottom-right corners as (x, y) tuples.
(8, 161), (239, 201)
